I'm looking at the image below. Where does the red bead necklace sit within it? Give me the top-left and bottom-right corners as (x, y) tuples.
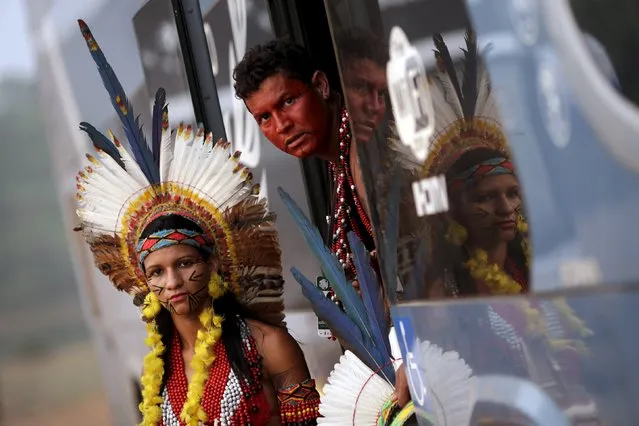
(505, 257), (527, 292)
(162, 320), (266, 426)
(329, 108), (374, 279)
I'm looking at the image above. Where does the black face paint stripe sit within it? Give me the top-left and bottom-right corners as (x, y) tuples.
(189, 270), (204, 282)
(470, 207), (490, 218)
(151, 284), (165, 295)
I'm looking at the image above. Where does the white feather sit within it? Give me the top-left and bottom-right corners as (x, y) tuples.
(430, 75), (464, 136)
(160, 127), (175, 181)
(191, 141), (231, 191)
(77, 189), (124, 217)
(85, 154), (142, 195)
(181, 127), (206, 186)
(200, 157), (242, 205)
(78, 152), (144, 232)
(106, 129), (149, 187)
(167, 124), (189, 183)
(319, 351), (395, 425)
(159, 111), (175, 182)
(220, 185), (254, 211)
(213, 169), (247, 206)
(189, 133), (216, 190)
(174, 125), (197, 184)
(78, 169), (129, 207)
(418, 341), (475, 426)
(474, 68), (501, 124)
(319, 341), (475, 425)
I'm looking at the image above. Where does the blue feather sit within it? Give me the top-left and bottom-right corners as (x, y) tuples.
(78, 19), (159, 183)
(279, 187), (395, 383)
(152, 88), (166, 168)
(291, 268), (395, 383)
(277, 187), (371, 334)
(79, 122), (124, 169)
(348, 231), (391, 357)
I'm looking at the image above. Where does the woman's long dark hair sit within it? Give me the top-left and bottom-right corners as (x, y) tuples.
(140, 214), (256, 389)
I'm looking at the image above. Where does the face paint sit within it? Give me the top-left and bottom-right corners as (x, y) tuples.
(144, 244), (214, 316)
(456, 174), (522, 246)
(245, 72), (332, 159)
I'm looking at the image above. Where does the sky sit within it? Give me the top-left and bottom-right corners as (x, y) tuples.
(0, 0), (36, 80)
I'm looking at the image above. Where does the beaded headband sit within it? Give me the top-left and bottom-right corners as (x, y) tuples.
(449, 157), (515, 192)
(136, 228), (215, 266)
(421, 30), (511, 179)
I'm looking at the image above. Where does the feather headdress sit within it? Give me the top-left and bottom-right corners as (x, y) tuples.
(75, 19), (284, 326)
(422, 30), (509, 177)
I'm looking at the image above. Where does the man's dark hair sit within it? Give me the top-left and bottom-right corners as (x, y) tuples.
(233, 39), (318, 100)
(336, 28), (389, 68)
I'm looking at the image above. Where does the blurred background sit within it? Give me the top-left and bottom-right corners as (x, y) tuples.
(3, 0), (637, 424)
(0, 0), (343, 424)
(0, 0), (111, 425)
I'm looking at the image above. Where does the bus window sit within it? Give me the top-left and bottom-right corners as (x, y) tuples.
(323, 2), (604, 424)
(324, 0), (531, 303)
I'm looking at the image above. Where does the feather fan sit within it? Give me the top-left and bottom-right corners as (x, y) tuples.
(319, 341), (475, 426)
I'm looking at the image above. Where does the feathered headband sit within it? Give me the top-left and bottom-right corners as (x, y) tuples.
(423, 30), (511, 178)
(75, 20), (285, 325)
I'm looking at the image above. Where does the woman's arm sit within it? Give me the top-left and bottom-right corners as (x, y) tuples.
(248, 320), (320, 425)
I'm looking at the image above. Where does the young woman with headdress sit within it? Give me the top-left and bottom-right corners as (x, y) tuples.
(74, 21), (320, 426)
(405, 30), (599, 423)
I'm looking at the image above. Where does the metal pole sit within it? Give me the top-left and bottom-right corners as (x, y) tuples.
(171, 0), (227, 138)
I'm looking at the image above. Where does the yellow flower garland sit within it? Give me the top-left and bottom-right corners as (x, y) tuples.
(447, 217), (592, 351)
(138, 273), (227, 426)
(181, 273), (225, 426)
(140, 292), (165, 426)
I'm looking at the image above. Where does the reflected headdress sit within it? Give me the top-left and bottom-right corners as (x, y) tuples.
(74, 20), (285, 326)
(417, 30), (529, 296)
(423, 30), (511, 179)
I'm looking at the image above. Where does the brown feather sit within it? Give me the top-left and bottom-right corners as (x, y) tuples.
(87, 234), (147, 301)
(224, 198), (286, 326)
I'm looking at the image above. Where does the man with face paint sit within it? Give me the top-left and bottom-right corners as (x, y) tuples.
(75, 21), (320, 426)
(233, 31), (389, 287)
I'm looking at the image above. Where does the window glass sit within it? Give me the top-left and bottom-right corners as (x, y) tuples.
(325, 0), (530, 302)
(322, 1), (609, 423)
(569, 0), (639, 106)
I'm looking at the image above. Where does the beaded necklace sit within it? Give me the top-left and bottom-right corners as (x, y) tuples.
(443, 255), (530, 373)
(161, 319), (268, 426)
(328, 108), (375, 279)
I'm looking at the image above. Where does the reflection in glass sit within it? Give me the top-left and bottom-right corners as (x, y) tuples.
(381, 30), (531, 302)
(335, 29), (389, 145)
(569, 0), (639, 106)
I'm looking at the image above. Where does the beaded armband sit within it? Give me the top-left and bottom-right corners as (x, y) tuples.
(277, 378), (320, 425)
